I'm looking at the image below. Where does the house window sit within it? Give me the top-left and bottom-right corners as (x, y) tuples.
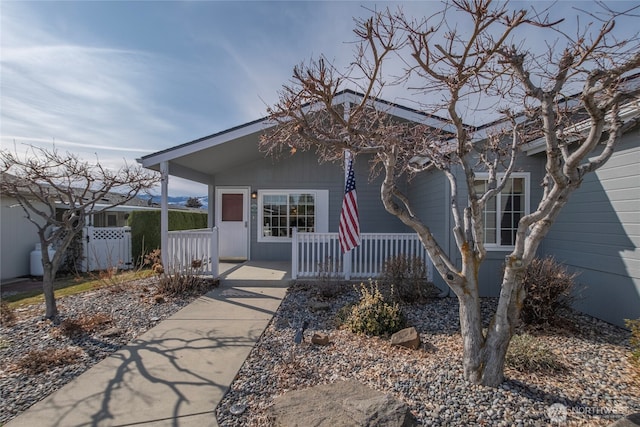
(107, 213), (118, 227)
(474, 173), (529, 248)
(258, 190), (328, 242)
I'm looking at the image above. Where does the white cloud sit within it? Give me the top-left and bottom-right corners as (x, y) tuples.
(2, 0), (637, 198)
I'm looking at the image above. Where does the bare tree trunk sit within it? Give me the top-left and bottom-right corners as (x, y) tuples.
(457, 291), (485, 383)
(42, 264), (58, 321)
(460, 262), (526, 386)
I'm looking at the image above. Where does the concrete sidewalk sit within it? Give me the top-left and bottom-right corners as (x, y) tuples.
(6, 262), (291, 427)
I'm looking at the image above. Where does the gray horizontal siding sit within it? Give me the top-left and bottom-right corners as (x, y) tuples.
(214, 150), (406, 261)
(408, 169), (448, 244)
(571, 269), (640, 327)
(543, 128), (640, 326)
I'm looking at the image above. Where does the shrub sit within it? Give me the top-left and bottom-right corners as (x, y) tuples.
(16, 348), (83, 374)
(345, 282), (405, 336)
(521, 256), (580, 326)
(381, 255), (439, 302)
(1, 299), (16, 326)
(57, 313), (113, 338)
(157, 272), (215, 296)
(506, 333), (564, 372)
(314, 257), (345, 299)
(626, 318), (640, 371)
(128, 210), (208, 264)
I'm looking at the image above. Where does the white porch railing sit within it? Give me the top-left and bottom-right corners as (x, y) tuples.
(292, 230), (433, 281)
(166, 227), (219, 277)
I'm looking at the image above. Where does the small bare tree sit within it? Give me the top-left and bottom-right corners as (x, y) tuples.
(185, 196), (203, 209)
(0, 146), (159, 321)
(261, 1), (640, 386)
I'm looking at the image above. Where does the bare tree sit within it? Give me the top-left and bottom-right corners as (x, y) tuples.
(185, 196), (203, 209)
(261, 0), (640, 386)
(0, 146), (159, 321)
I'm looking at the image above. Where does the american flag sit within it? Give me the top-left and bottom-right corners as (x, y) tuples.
(339, 151), (360, 253)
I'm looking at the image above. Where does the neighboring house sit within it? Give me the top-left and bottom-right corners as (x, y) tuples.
(138, 89), (639, 327)
(0, 192), (48, 281)
(0, 176), (189, 281)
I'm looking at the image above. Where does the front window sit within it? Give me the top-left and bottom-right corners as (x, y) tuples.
(474, 174), (529, 248)
(261, 192), (315, 239)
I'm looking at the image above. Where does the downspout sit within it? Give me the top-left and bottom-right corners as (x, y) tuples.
(160, 161), (169, 270)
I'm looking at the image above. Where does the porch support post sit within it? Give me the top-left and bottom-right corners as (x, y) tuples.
(160, 161), (169, 270)
(211, 226), (219, 278)
(343, 249), (352, 280)
(207, 184), (215, 229)
(291, 228), (298, 280)
(207, 183), (218, 277)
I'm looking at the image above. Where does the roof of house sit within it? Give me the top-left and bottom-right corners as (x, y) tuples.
(137, 90), (457, 183)
(139, 76), (640, 182)
(0, 172), (173, 212)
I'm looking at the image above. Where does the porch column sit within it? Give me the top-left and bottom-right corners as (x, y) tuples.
(207, 184), (215, 229)
(160, 161), (169, 270)
(207, 183), (218, 278)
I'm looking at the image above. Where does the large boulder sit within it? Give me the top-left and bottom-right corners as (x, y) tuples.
(608, 413), (640, 427)
(267, 380), (417, 426)
(390, 327), (421, 350)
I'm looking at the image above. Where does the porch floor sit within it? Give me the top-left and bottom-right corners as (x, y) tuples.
(218, 260), (292, 286)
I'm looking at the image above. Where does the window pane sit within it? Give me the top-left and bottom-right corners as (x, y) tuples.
(483, 195), (497, 243)
(476, 177), (526, 246)
(499, 178), (525, 246)
(290, 193), (315, 234)
(263, 195), (287, 237)
(262, 192), (316, 238)
(485, 228), (496, 244)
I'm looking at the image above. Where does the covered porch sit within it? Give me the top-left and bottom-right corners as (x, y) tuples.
(167, 227), (433, 282)
(136, 92), (438, 284)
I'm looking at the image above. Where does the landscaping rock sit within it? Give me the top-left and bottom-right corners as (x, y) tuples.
(100, 327), (124, 338)
(390, 327), (420, 350)
(311, 332), (330, 346)
(267, 380), (417, 426)
(309, 301), (331, 312)
(609, 413), (640, 427)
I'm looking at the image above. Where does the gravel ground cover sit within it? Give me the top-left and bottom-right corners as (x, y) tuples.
(0, 277), (209, 424)
(1, 279), (638, 426)
(216, 282), (639, 426)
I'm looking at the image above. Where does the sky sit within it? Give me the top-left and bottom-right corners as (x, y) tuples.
(1, 1), (638, 196)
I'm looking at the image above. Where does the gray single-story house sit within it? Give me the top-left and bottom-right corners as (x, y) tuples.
(138, 90), (639, 327)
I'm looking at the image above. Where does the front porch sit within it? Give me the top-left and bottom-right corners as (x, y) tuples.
(166, 228), (433, 283)
(219, 260), (291, 286)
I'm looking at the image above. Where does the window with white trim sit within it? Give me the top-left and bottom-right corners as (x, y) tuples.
(258, 190), (328, 242)
(474, 173), (529, 248)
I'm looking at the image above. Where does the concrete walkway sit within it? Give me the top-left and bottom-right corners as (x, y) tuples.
(6, 261), (291, 427)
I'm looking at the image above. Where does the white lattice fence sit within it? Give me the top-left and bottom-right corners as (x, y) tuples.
(83, 226), (133, 272)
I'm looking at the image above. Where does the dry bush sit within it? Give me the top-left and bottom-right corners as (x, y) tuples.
(381, 255), (440, 303)
(1, 299), (16, 326)
(626, 318), (640, 379)
(156, 270), (216, 296)
(506, 333), (565, 373)
(521, 257), (580, 326)
(15, 348), (83, 374)
(150, 254), (217, 296)
(57, 312), (113, 338)
(314, 258), (345, 299)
